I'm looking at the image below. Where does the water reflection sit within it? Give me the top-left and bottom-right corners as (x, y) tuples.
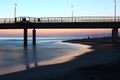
(24, 46), (38, 69)
(24, 46), (30, 69)
(32, 46), (38, 67)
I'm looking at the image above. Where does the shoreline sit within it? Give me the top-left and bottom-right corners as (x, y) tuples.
(0, 38), (120, 80)
(0, 41), (92, 75)
(40, 42), (93, 66)
(55, 39), (120, 80)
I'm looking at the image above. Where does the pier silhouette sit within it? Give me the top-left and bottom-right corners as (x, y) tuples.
(0, 16), (119, 46)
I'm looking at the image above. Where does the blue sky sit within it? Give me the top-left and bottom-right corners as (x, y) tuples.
(0, 0), (120, 18)
(0, 0), (120, 37)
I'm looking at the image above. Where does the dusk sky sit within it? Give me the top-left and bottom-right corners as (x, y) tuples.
(0, 0), (120, 37)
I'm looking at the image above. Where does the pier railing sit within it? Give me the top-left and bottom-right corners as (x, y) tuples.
(0, 16), (120, 23)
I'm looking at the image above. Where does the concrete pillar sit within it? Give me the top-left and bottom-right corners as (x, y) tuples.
(33, 28), (36, 45)
(24, 27), (28, 47)
(112, 28), (118, 43)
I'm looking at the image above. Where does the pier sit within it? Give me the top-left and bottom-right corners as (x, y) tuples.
(0, 16), (120, 46)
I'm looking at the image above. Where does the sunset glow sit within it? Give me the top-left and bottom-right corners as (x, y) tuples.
(0, 29), (113, 37)
(0, 0), (120, 37)
(37, 29), (112, 35)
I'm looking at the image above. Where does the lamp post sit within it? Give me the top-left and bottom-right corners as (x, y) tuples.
(14, 3), (17, 22)
(114, 0), (116, 22)
(14, 3), (17, 18)
(71, 5), (74, 22)
(112, 0), (118, 43)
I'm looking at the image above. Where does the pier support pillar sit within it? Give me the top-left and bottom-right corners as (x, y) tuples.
(112, 28), (118, 43)
(33, 28), (36, 45)
(24, 27), (28, 47)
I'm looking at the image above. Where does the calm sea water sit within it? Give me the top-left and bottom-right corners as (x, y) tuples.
(0, 37), (84, 75)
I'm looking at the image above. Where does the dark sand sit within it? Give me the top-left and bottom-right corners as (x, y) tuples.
(54, 42), (120, 80)
(0, 38), (120, 80)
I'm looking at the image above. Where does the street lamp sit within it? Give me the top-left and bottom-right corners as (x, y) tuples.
(14, 3), (17, 22)
(14, 3), (17, 18)
(114, 0), (116, 22)
(71, 5), (74, 22)
(112, 0), (118, 43)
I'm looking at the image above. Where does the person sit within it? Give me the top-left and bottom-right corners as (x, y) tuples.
(38, 18), (40, 22)
(22, 17), (26, 22)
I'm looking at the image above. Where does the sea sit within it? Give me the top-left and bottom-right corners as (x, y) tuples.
(0, 36), (87, 75)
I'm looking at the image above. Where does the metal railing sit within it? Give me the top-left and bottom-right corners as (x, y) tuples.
(0, 16), (120, 23)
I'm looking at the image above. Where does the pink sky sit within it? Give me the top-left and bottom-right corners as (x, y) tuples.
(0, 29), (113, 37)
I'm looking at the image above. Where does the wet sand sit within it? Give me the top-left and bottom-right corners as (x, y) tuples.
(54, 42), (120, 80)
(40, 42), (92, 66)
(0, 39), (120, 80)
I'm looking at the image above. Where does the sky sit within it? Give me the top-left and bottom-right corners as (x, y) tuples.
(0, 0), (120, 37)
(1, 0), (120, 17)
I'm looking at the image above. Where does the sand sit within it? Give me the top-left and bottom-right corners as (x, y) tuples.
(0, 42), (120, 80)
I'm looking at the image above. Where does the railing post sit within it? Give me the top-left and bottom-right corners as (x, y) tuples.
(4, 19), (6, 23)
(60, 17), (62, 22)
(34, 18), (35, 23)
(29, 17), (30, 22)
(15, 17), (17, 23)
(48, 18), (49, 23)
(9, 19), (10, 23)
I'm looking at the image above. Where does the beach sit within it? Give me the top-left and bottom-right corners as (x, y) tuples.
(1, 0), (120, 80)
(54, 42), (120, 80)
(0, 38), (120, 80)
